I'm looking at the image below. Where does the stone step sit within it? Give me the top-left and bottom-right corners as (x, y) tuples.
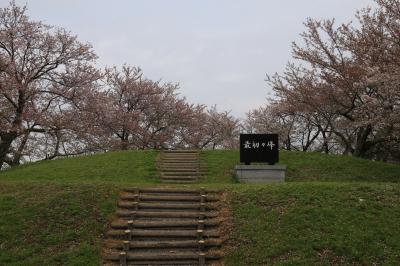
(120, 193), (219, 202)
(111, 219), (221, 229)
(105, 239), (222, 249)
(116, 210), (218, 219)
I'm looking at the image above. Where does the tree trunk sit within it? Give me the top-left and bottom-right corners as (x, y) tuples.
(10, 132), (30, 166)
(0, 132), (17, 169)
(353, 125), (372, 157)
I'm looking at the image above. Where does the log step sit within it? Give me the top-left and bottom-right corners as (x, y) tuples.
(162, 150), (199, 153)
(105, 239), (222, 249)
(161, 176), (199, 181)
(117, 201), (217, 210)
(123, 187), (217, 194)
(103, 186), (224, 265)
(161, 180), (198, 184)
(159, 168), (207, 172)
(161, 172), (205, 176)
(111, 219), (221, 229)
(116, 210), (219, 218)
(107, 229), (220, 238)
(104, 250), (221, 261)
(161, 154), (200, 156)
(120, 193), (218, 202)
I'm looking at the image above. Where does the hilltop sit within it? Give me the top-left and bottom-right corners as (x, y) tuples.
(0, 150), (399, 265)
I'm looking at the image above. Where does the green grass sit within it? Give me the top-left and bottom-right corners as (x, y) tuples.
(0, 182), (120, 265)
(0, 149), (400, 265)
(0, 150), (159, 184)
(226, 183), (400, 265)
(203, 150), (400, 183)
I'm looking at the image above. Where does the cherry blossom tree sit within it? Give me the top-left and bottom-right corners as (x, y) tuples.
(248, 0), (400, 160)
(0, 2), (100, 168)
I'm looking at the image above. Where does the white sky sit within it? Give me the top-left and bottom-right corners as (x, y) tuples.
(4, 0), (374, 118)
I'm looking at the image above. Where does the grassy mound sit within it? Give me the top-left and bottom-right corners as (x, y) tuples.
(226, 183), (400, 265)
(0, 150), (399, 265)
(0, 150), (159, 184)
(203, 150), (400, 183)
(0, 182), (120, 265)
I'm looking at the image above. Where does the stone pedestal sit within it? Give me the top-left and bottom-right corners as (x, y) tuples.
(235, 164), (287, 183)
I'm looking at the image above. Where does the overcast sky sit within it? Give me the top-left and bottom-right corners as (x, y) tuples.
(4, 0), (374, 118)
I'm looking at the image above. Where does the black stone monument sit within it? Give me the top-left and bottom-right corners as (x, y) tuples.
(240, 134), (279, 165)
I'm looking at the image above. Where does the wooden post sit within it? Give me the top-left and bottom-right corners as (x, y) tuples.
(134, 188), (139, 197)
(130, 211), (137, 220)
(119, 252), (127, 266)
(123, 241), (130, 252)
(200, 187), (205, 196)
(199, 212), (205, 220)
(124, 229), (132, 241)
(199, 252), (206, 266)
(198, 240), (205, 251)
(197, 229), (203, 241)
(201, 194), (206, 204)
(198, 219), (205, 230)
(127, 220), (134, 230)
(133, 201), (139, 211)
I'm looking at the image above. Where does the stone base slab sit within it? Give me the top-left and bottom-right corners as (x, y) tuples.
(235, 164), (287, 183)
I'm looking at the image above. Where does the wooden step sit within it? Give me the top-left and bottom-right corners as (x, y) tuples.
(161, 171), (204, 176)
(103, 185), (224, 265)
(107, 229), (220, 238)
(123, 187), (218, 194)
(158, 163), (205, 166)
(104, 250), (222, 261)
(116, 210), (218, 218)
(111, 219), (221, 229)
(162, 150), (199, 153)
(161, 157), (199, 159)
(161, 179), (198, 184)
(161, 176), (199, 181)
(117, 201), (217, 210)
(159, 167), (207, 172)
(161, 161), (200, 164)
(105, 239), (222, 249)
(161, 154), (199, 157)
(120, 193), (219, 202)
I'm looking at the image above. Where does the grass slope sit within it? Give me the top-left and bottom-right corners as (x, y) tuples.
(203, 150), (400, 183)
(0, 182), (120, 265)
(0, 150), (399, 265)
(227, 183), (400, 265)
(0, 150), (159, 184)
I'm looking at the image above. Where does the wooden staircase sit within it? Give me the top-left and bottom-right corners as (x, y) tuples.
(158, 150), (206, 184)
(103, 187), (223, 265)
